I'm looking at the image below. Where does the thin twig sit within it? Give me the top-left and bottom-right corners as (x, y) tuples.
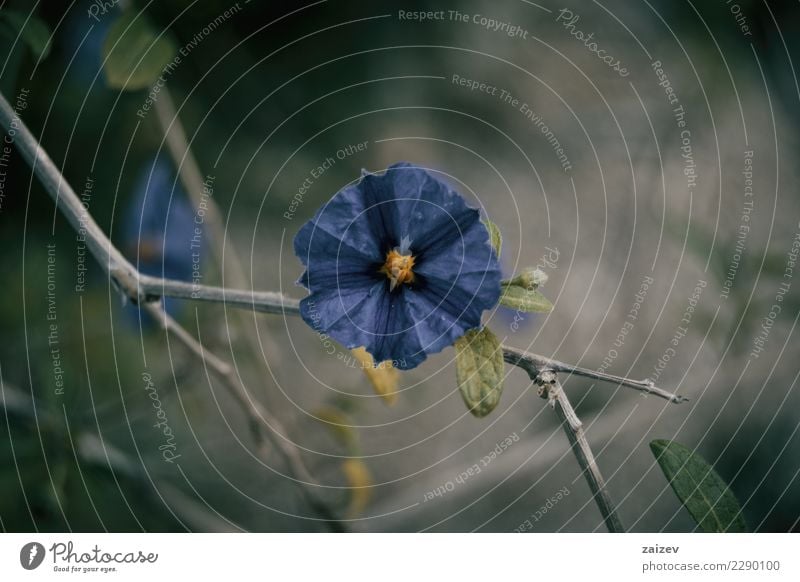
(129, 276), (686, 403)
(0, 92), (136, 278)
(534, 370), (625, 532)
(503, 345), (688, 404)
(154, 89), (233, 276)
(134, 270), (300, 316)
(2, 88), (685, 534)
(153, 92), (347, 526)
(139, 301), (344, 530)
(0, 91), (343, 531)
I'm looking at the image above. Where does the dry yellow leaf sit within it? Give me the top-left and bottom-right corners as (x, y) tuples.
(352, 347), (399, 405)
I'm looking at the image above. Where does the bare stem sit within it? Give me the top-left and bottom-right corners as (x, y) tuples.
(130, 276), (686, 403)
(152, 91), (343, 529)
(0, 90), (342, 531)
(153, 89), (265, 306)
(133, 277), (686, 403)
(135, 272), (300, 316)
(534, 370), (625, 532)
(1, 88), (685, 534)
(140, 301), (344, 530)
(0, 92), (136, 278)
(503, 345), (686, 403)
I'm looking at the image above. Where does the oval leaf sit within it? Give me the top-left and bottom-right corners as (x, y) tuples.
(102, 11), (176, 90)
(454, 327), (504, 418)
(499, 283), (553, 313)
(650, 439), (747, 532)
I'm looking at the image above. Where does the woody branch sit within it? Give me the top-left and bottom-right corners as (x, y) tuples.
(1, 90), (685, 533)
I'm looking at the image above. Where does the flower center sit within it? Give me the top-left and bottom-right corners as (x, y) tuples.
(381, 249), (415, 291)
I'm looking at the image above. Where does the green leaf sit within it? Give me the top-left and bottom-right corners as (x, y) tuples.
(650, 440), (747, 532)
(0, 11), (51, 60)
(102, 11), (176, 90)
(454, 327), (504, 418)
(483, 219), (502, 257)
(499, 283), (553, 313)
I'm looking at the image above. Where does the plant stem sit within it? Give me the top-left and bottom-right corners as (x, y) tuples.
(132, 276), (686, 403)
(503, 345), (687, 403)
(534, 371), (625, 532)
(140, 301), (344, 531)
(0, 90), (344, 531)
(1, 88), (685, 533)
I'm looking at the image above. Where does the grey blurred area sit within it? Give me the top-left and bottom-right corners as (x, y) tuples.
(1, 0), (799, 532)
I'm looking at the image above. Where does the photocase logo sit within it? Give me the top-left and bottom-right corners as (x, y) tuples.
(20, 542), (46, 570)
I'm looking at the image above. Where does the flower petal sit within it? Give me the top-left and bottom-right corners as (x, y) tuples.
(294, 162), (503, 371)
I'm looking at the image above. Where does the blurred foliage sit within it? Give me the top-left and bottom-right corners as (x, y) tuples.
(102, 10), (176, 90)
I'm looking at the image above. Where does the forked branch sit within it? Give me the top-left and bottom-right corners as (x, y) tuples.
(1, 90), (685, 533)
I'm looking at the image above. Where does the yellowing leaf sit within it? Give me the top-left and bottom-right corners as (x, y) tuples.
(352, 347), (399, 405)
(499, 283), (553, 313)
(454, 327), (504, 418)
(342, 458), (372, 518)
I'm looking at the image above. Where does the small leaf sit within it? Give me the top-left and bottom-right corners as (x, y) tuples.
(650, 440), (747, 532)
(102, 11), (176, 90)
(499, 283), (553, 313)
(352, 347), (399, 405)
(0, 11), (52, 60)
(454, 327), (504, 418)
(483, 219), (502, 257)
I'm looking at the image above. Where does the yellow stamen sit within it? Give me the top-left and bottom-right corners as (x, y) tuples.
(381, 249), (415, 291)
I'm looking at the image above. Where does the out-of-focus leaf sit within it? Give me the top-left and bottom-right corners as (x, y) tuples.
(499, 283), (553, 313)
(454, 327), (504, 418)
(0, 11), (51, 60)
(484, 219), (502, 257)
(352, 347), (398, 405)
(342, 458), (372, 518)
(650, 439), (747, 532)
(102, 11), (176, 90)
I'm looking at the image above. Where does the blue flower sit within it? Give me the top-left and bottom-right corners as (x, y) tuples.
(294, 162), (502, 370)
